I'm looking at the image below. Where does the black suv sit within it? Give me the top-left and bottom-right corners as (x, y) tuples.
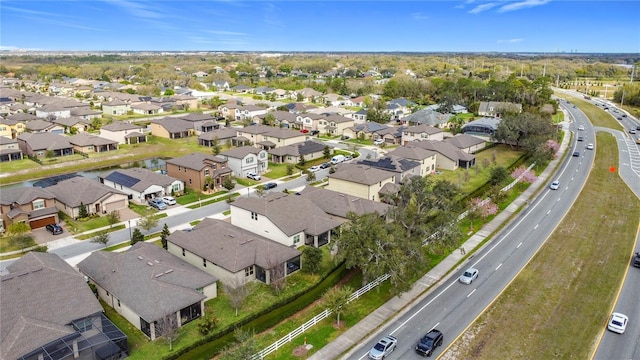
(46, 223), (63, 235)
(633, 251), (640, 268)
(415, 329), (443, 357)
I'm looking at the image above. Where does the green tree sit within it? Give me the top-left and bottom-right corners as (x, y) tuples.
(323, 286), (353, 327)
(254, 186), (265, 197)
(323, 146), (331, 159)
(264, 112), (276, 127)
(298, 154), (306, 166)
(160, 223), (170, 250)
(131, 228), (144, 245)
(204, 175), (214, 191)
(219, 328), (258, 360)
(137, 209), (158, 231)
(106, 211), (120, 228)
(286, 163), (294, 176)
(306, 170), (316, 182)
(223, 177), (235, 191)
(489, 166), (509, 186)
(211, 136), (221, 155)
(91, 231), (110, 247)
(78, 202), (89, 218)
(302, 246), (323, 274)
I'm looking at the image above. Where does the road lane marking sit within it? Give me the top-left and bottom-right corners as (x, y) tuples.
(467, 289), (477, 298)
(517, 242), (523, 248)
(495, 263), (502, 271)
(547, 210), (552, 214)
(534, 224), (539, 230)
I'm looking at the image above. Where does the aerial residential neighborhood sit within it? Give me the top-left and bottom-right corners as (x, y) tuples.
(0, 47), (638, 360)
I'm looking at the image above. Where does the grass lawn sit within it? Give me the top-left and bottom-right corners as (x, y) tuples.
(443, 131), (640, 359)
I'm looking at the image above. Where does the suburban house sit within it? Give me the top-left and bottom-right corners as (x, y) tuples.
(235, 105), (269, 120)
(100, 167), (184, 204)
(231, 192), (344, 248)
(326, 163), (397, 202)
(99, 122), (148, 145)
(0, 116), (28, 138)
(102, 99), (131, 116)
(401, 108), (452, 127)
(178, 113), (222, 134)
(17, 132), (74, 158)
(461, 117), (501, 137)
(406, 140), (476, 170)
(268, 140), (327, 164)
(353, 109), (368, 122)
(131, 102), (162, 115)
(386, 146), (438, 176)
(219, 146), (269, 177)
(401, 124), (445, 144)
(296, 186), (391, 219)
(25, 119), (65, 133)
(53, 116), (92, 133)
(35, 105), (72, 119)
(150, 117), (193, 139)
(78, 242), (218, 341)
(357, 156), (422, 184)
(0, 187), (59, 232)
(213, 80), (230, 91)
(218, 102), (238, 119)
(166, 152), (232, 191)
(235, 125), (306, 149)
(167, 218), (302, 288)
(171, 94), (199, 110)
(197, 127), (238, 147)
(376, 125), (406, 145)
(295, 88), (322, 102)
(0, 136), (23, 162)
(68, 132), (119, 153)
(70, 107), (103, 120)
(318, 114), (355, 136)
(0, 252), (129, 360)
(256, 110), (300, 129)
(45, 176), (129, 218)
(477, 101), (522, 117)
(445, 134), (487, 153)
(231, 84), (253, 93)
(342, 122), (389, 141)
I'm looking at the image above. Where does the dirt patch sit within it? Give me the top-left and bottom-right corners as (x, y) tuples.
(292, 345), (309, 357)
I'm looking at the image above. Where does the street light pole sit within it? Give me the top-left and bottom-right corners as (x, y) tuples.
(128, 220), (132, 239)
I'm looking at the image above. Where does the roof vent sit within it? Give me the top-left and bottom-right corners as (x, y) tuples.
(137, 256), (144, 260)
(147, 262), (153, 266)
(164, 269), (174, 274)
(155, 273), (164, 278)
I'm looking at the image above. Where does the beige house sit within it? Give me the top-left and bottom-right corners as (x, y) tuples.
(445, 134), (487, 153)
(386, 146), (438, 176)
(326, 163), (397, 202)
(68, 133), (119, 153)
(99, 122), (147, 145)
(45, 177), (129, 218)
(402, 125), (444, 144)
(235, 124), (306, 150)
(406, 140), (476, 170)
(0, 187), (59, 232)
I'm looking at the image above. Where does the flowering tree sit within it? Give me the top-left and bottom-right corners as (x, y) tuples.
(544, 139), (560, 158)
(467, 197), (499, 231)
(511, 166), (538, 184)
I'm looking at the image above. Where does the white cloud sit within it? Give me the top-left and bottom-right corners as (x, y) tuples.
(468, 2), (499, 14)
(498, 0), (552, 12)
(412, 12), (429, 20)
(497, 38), (524, 43)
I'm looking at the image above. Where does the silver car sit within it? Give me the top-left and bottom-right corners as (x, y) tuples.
(369, 335), (397, 359)
(459, 268), (479, 284)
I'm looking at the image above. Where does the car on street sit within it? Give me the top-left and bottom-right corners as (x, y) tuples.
(148, 198), (167, 210)
(549, 180), (560, 190)
(247, 172), (261, 180)
(263, 182), (277, 190)
(632, 251), (640, 268)
(577, 136), (584, 142)
(344, 155), (353, 161)
(586, 143), (594, 150)
(629, 129), (637, 134)
(308, 165), (321, 172)
(607, 312), (628, 334)
(320, 162), (330, 169)
(578, 125), (585, 131)
(161, 196), (176, 205)
(46, 223), (64, 235)
(459, 268), (479, 284)
(415, 329), (444, 357)
(573, 151), (580, 157)
(368, 335), (397, 359)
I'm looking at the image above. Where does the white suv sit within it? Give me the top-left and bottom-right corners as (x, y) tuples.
(247, 172), (261, 180)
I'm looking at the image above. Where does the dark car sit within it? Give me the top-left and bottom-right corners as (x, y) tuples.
(577, 136), (584, 142)
(148, 198), (167, 210)
(46, 223), (63, 235)
(320, 162), (330, 169)
(263, 182), (277, 190)
(415, 329), (443, 357)
(573, 151), (580, 157)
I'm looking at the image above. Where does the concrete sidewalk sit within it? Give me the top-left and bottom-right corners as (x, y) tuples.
(309, 126), (571, 360)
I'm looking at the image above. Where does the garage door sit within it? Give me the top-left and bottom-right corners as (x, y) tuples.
(30, 216), (56, 229)
(104, 199), (126, 213)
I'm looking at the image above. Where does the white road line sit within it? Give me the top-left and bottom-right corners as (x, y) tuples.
(467, 289), (477, 298)
(534, 224), (539, 230)
(547, 209), (552, 214)
(496, 263), (502, 270)
(517, 242), (523, 248)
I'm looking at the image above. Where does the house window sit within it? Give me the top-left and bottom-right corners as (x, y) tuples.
(293, 235), (300, 244)
(182, 248), (185, 256)
(251, 212), (258, 220)
(117, 300), (121, 307)
(204, 169), (210, 176)
(173, 184), (180, 192)
(189, 179), (192, 185)
(202, 258), (207, 267)
(106, 291), (109, 296)
(196, 287), (203, 294)
(245, 266), (254, 277)
(246, 157), (254, 164)
(178, 166), (181, 171)
(87, 146), (94, 150)
(74, 318), (93, 332)
(32, 199), (45, 210)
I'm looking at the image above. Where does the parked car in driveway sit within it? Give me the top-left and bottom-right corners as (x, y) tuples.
(148, 198), (167, 210)
(415, 329), (443, 357)
(46, 223), (63, 235)
(161, 196), (176, 205)
(459, 268), (479, 284)
(247, 172), (261, 180)
(368, 335), (397, 359)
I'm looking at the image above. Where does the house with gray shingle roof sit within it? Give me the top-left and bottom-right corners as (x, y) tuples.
(17, 132), (74, 158)
(296, 186), (391, 219)
(165, 152), (232, 191)
(150, 117), (193, 139)
(342, 122), (389, 140)
(231, 192), (344, 248)
(131, 102), (162, 115)
(0, 187), (59, 232)
(444, 134), (487, 153)
(24, 118), (65, 133)
(178, 112), (221, 134)
(70, 107), (102, 120)
(1, 252), (128, 360)
(35, 104), (71, 119)
(386, 146), (438, 176)
(45, 176), (129, 218)
(401, 108), (452, 127)
(52, 116), (92, 133)
(220, 146), (269, 177)
(99, 121), (147, 145)
(357, 155), (422, 184)
(235, 104), (269, 120)
(401, 124), (444, 144)
(78, 242), (217, 340)
(168, 218), (301, 288)
(68, 132), (119, 153)
(376, 125), (406, 145)
(461, 117), (501, 137)
(102, 99), (131, 115)
(406, 140), (476, 170)
(269, 139), (327, 164)
(100, 167), (184, 204)
(0, 135), (23, 162)
(198, 127), (238, 147)
(235, 124), (306, 149)
(326, 163), (397, 202)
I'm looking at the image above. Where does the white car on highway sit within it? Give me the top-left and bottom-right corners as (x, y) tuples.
(607, 312), (628, 334)
(459, 268), (479, 284)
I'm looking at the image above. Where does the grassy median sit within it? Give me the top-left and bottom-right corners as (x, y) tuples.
(442, 131), (640, 359)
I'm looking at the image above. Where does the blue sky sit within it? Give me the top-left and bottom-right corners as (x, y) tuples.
(1, 1), (639, 53)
